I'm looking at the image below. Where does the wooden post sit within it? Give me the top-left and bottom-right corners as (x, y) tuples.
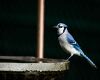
(37, 0), (45, 58)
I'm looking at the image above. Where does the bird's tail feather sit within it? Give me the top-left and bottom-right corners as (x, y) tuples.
(80, 52), (97, 68)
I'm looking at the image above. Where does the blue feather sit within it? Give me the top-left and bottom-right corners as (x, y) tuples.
(66, 32), (97, 68)
(66, 32), (80, 49)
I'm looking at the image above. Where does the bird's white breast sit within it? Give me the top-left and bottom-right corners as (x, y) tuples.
(58, 32), (80, 56)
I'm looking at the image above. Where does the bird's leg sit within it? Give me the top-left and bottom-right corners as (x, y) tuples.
(67, 54), (74, 61)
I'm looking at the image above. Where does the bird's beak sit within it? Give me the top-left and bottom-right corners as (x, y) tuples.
(53, 26), (58, 28)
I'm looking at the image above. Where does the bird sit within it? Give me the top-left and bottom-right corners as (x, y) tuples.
(54, 23), (96, 68)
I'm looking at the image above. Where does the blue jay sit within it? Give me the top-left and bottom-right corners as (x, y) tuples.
(54, 23), (96, 68)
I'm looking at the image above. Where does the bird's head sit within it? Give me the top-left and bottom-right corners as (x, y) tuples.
(54, 23), (68, 35)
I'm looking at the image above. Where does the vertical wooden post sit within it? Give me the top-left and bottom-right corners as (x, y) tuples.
(37, 0), (45, 58)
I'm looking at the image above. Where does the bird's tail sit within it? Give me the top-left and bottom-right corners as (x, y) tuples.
(80, 52), (97, 68)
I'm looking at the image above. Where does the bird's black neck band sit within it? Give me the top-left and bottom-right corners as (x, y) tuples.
(58, 27), (67, 36)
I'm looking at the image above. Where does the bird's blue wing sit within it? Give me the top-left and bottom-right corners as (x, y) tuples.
(67, 32), (86, 55)
(67, 33), (80, 47)
(66, 32), (85, 55)
(66, 32), (97, 68)
(67, 32), (85, 54)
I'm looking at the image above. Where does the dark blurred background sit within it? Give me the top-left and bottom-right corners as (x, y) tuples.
(0, 0), (100, 80)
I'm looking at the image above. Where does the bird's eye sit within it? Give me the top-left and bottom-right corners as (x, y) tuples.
(59, 26), (63, 28)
